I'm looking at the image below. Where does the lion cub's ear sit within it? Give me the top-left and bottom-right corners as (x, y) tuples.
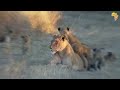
(67, 27), (69, 31)
(58, 27), (61, 31)
(53, 34), (58, 39)
(53, 34), (57, 37)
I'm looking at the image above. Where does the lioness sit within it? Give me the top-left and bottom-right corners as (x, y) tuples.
(50, 35), (85, 71)
(57, 27), (93, 69)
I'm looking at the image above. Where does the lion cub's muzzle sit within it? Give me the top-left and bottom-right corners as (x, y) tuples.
(49, 45), (57, 55)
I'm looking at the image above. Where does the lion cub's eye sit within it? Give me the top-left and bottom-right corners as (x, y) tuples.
(58, 27), (61, 31)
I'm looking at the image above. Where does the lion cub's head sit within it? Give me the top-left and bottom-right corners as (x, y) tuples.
(57, 27), (72, 42)
(50, 35), (68, 54)
(58, 27), (70, 35)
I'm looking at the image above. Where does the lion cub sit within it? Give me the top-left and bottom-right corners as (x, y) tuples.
(50, 35), (85, 71)
(57, 27), (94, 69)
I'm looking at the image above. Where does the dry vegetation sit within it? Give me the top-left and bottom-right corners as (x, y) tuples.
(22, 11), (62, 35)
(0, 11), (62, 40)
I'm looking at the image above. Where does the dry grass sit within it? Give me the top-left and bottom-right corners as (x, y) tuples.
(22, 11), (62, 35)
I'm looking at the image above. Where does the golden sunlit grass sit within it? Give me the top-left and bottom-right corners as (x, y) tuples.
(22, 11), (62, 35)
(111, 12), (119, 21)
